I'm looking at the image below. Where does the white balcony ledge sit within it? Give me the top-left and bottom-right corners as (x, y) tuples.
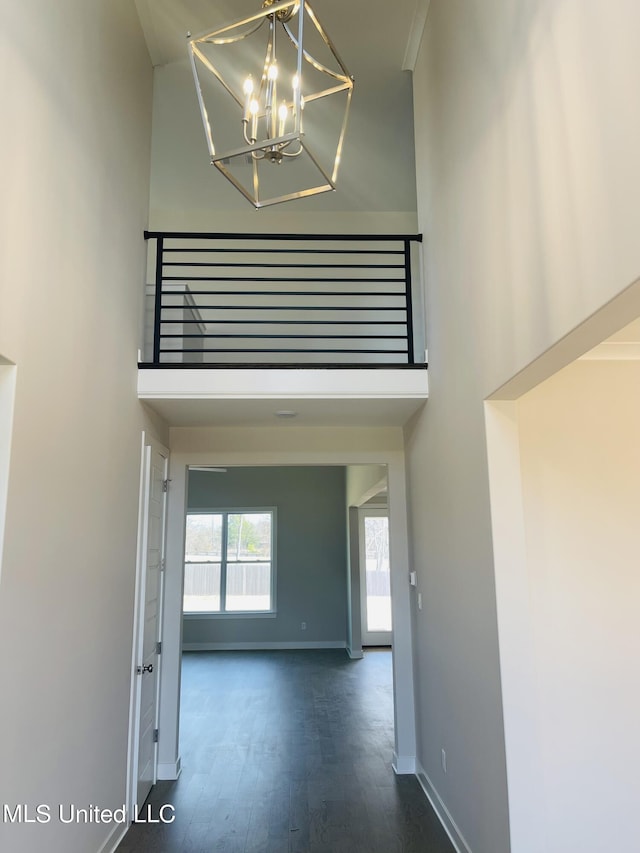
(137, 366), (428, 427)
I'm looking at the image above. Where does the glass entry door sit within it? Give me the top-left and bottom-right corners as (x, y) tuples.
(359, 508), (392, 646)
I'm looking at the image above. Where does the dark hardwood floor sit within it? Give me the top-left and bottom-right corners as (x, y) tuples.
(117, 649), (455, 852)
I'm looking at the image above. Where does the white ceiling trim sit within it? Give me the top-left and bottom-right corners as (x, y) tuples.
(138, 367), (429, 400)
(402, 0), (431, 71)
(579, 342), (640, 361)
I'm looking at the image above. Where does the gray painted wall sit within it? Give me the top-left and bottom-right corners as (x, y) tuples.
(183, 466), (347, 645)
(409, 2), (640, 850)
(0, 3), (160, 851)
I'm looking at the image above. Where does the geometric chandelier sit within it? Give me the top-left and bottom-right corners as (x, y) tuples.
(187, 0), (354, 208)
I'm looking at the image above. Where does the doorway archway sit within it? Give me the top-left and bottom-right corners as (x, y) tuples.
(156, 441), (417, 780)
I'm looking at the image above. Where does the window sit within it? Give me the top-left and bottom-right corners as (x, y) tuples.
(183, 509), (275, 615)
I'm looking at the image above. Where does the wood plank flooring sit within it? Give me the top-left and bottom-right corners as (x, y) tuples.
(117, 649), (455, 853)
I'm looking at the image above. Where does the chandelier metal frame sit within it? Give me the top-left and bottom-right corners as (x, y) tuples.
(187, 0), (354, 208)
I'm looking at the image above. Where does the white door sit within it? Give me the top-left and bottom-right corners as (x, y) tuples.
(359, 508), (393, 646)
(131, 436), (168, 811)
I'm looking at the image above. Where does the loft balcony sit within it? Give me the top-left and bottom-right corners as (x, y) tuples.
(137, 231), (429, 427)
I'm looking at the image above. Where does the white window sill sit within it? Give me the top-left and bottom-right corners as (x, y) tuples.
(183, 611), (277, 620)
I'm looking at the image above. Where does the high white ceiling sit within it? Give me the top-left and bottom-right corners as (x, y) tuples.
(134, 0), (424, 72)
(141, 394), (426, 427)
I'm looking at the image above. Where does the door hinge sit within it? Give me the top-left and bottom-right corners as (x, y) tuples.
(153, 729), (159, 743)
(156, 641), (162, 655)
(162, 479), (169, 493)
(160, 557), (166, 572)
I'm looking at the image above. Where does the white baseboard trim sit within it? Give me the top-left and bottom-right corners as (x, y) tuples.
(182, 641), (346, 651)
(392, 752), (416, 774)
(157, 757), (182, 781)
(416, 761), (472, 853)
(346, 646), (364, 659)
(99, 821), (129, 853)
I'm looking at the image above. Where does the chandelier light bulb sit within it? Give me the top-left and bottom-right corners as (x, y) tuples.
(268, 63), (278, 81)
(249, 98), (259, 141)
(243, 75), (254, 121)
(278, 101), (288, 136)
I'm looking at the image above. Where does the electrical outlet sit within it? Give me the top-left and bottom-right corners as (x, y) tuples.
(441, 749), (447, 773)
(301, 622), (307, 630)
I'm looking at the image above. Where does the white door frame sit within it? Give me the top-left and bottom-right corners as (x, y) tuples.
(157, 447), (417, 778)
(0, 358), (17, 585)
(359, 507), (393, 647)
(126, 432), (170, 816)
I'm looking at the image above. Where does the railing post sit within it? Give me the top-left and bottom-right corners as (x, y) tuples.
(153, 237), (164, 365)
(404, 239), (415, 364)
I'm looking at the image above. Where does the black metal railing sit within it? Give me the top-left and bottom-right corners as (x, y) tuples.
(141, 231), (424, 367)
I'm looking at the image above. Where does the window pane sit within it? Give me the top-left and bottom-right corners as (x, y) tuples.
(364, 516), (392, 631)
(185, 513), (223, 561)
(183, 562), (221, 612)
(226, 513), (272, 561)
(226, 562), (271, 611)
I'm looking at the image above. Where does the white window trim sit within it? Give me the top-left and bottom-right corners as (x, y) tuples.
(183, 507), (277, 618)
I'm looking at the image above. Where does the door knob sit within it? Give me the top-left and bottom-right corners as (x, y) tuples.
(136, 663), (154, 675)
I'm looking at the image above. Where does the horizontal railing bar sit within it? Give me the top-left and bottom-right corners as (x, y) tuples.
(160, 333), (408, 340)
(162, 247), (406, 256)
(164, 319), (406, 325)
(162, 276), (404, 283)
(161, 306), (407, 312)
(162, 262), (405, 269)
(161, 291), (405, 299)
(145, 230), (423, 242)
(160, 348), (409, 354)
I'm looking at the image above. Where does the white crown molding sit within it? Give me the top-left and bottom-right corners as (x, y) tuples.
(402, 0), (432, 71)
(579, 341), (640, 361)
